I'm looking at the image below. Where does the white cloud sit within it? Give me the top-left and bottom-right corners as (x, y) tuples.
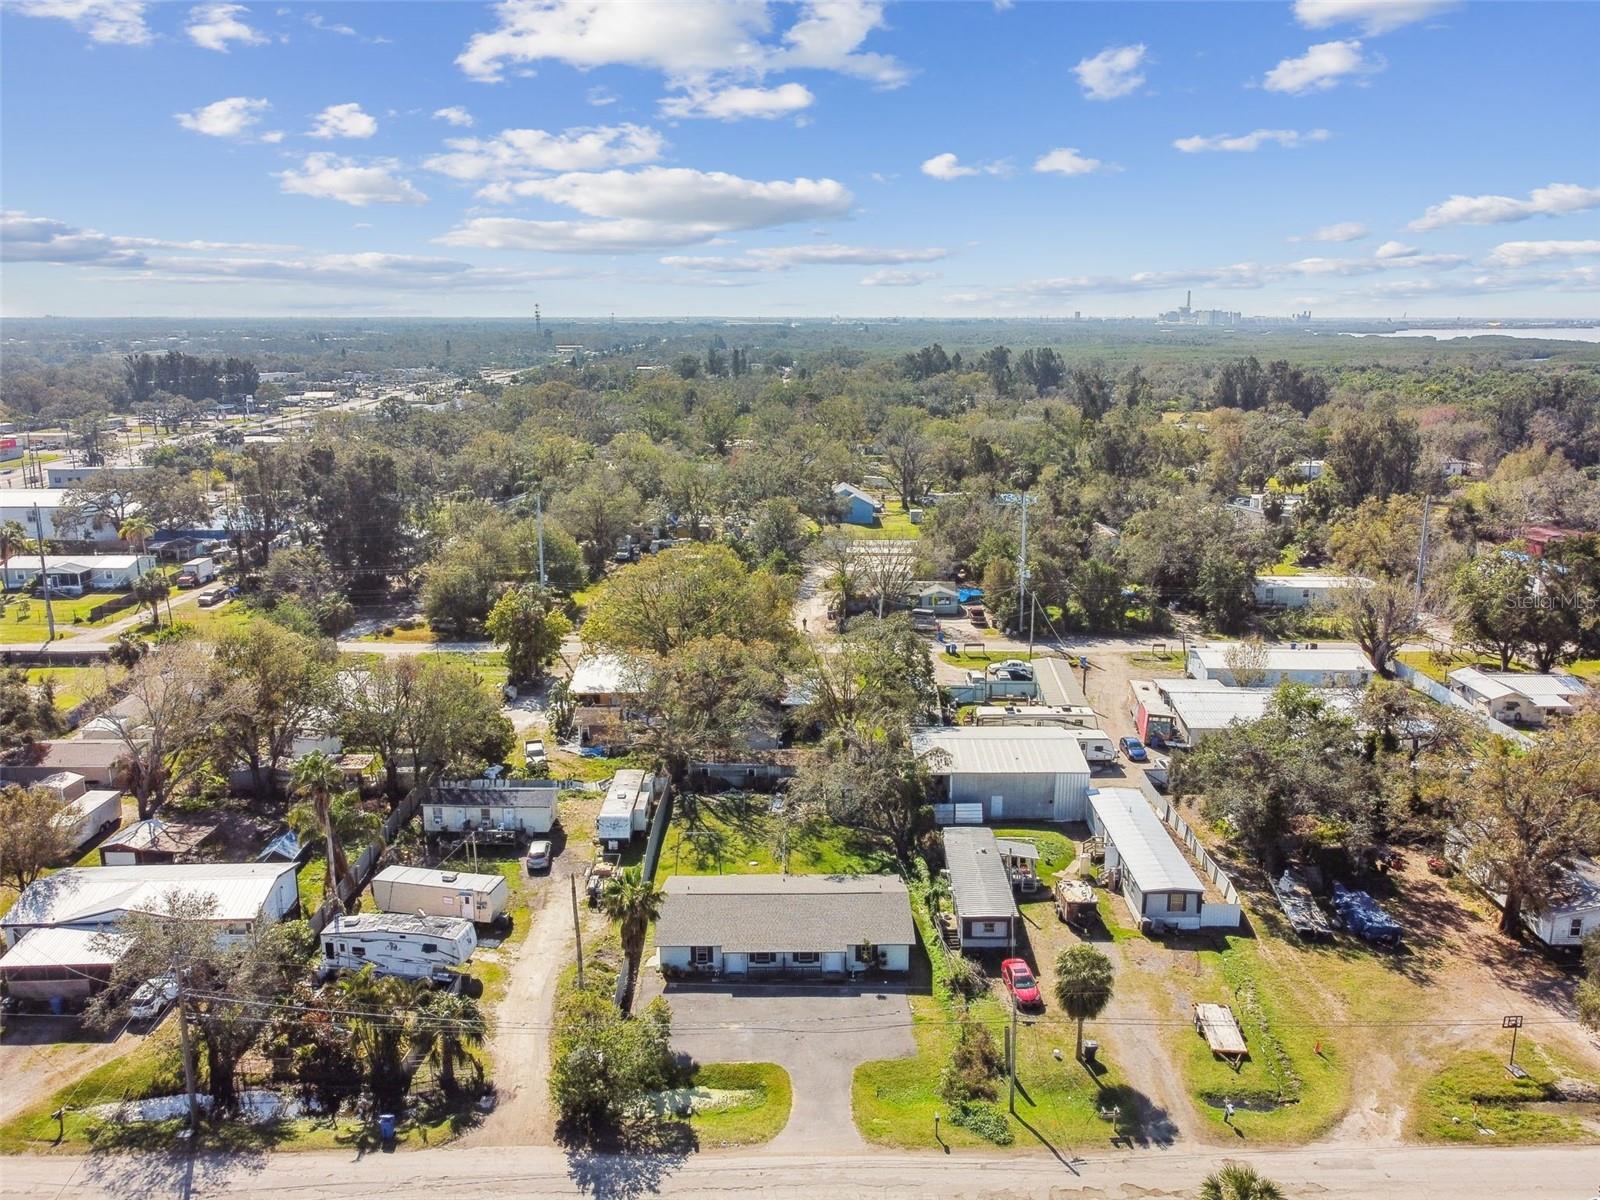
(1033, 147), (1108, 177)
(1294, 0), (1455, 36)
(433, 106), (475, 128)
(660, 82), (814, 120)
(1293, 221), (1369, 243)
(425, 124), (665, 185)
(1408, 182), (1600, 230)
(186, 2), (267, 52)
(861, 268), (936, 286)
(277, 154), (428, 206)
(921, 152), (1007, 181)
(1173, 128), (1331, 153)
(175, 96), (271, 139)
(308, 103), (378, 140)
(1484, 240), (1600, 268)
(1072, 43), (1147, 100)
(439, 166), (852, 252)
(660, 243), (946, 271)
(585, 86), (618, 106)
(1262, 40), (1379, 94)
(456, 0), (908, 101)
(1375, 240), (1419, 259)
(10, 0), (151, 45)
(1, 210), (292, 268)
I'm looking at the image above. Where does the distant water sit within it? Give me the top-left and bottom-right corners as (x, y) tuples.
(1367, 326), (1600, 343)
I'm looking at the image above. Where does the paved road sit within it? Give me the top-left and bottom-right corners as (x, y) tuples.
(653, 982), (914, 1152)
(4, 1144), (1597, 1199)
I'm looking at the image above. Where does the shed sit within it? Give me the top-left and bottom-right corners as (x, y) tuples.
(98, 818), (215, 865)
(0, 927), (130, 1004)
(831, 482), (883, 526)
(912, 582), (963, 615)
(370, 865), (509, 924)
(917, 727), (1091, 824)
(941, 827), (1017, 951)
(1088, 788), (1206, 931)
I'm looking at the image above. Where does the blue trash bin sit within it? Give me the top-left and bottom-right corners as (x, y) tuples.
(378, 1113), (395, 1141)
(49, 996), (65, 1016)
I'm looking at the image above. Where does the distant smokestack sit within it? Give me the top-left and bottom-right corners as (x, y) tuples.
(1185, 290), (1191, 311)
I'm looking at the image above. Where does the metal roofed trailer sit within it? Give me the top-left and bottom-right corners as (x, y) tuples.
(370, 865), (510, 924)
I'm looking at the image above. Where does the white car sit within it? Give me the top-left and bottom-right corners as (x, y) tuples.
(988, 659), (1035, 679)
(523, 739), (547, 767)
(128, 976), (178, 1021)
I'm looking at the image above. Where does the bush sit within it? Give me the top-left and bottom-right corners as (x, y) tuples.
(946, 954), (988, 1003)
(938, 1017), (1003, 1104)
(950, 1100), (1013, 1145)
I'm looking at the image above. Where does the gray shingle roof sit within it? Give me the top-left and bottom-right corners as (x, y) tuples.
(655, 874), (914, 953)
(943, 827), (1017, 922)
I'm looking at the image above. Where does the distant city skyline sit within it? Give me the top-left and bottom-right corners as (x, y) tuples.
(1, 0), (1597, 318)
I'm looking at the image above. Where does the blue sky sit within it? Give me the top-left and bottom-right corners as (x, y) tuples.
(1, 0), (1597, 318)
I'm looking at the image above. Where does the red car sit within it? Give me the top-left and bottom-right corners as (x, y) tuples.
(1000, 958), (1042, 1009)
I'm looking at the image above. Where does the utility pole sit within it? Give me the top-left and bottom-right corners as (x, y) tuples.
(1414, 494), (1433, 618)
(175, 967), (200, 1132)
(535, 492), (547, 588)
(1017, 491), (1029, 640)
(569, 875), (585, 990)
(33, 504), (55, 642)
(1007, 997), (1019, 1114)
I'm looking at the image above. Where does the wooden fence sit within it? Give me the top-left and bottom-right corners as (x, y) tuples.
(306, 788), (423, 938)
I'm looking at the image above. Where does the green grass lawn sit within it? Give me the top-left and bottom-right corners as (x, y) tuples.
(673, 1062), (792, 1147)
(169, 601), (254, 639)
(655, 795), (896, 881)
(356, 624), (438, 644)
(1128, 650), (1185, 670)
(1411, 1040), (1599, 1144)
(1395, 648), (1525, 684)
(831, 497), (923, 541)
(0, 1029), (185, 1154)
(1567, 658), (1600, 682)
(0, 592), (130, 640)
(27, 665), (108, 713)
(460, 854), (534, 1009)
(991, 825), (1075, 886)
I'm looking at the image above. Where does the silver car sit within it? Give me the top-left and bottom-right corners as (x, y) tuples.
(526, 839), (553, 872)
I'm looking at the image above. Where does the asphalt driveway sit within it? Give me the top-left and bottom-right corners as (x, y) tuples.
(655, 980), (914, 1151)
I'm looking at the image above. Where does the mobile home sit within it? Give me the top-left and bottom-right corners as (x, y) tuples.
(424, 778), (559, 836)
(972, 704), (1098, 730)
(370, 865), (510, 924)
(320, 913), (477, 981)
(596, 769), (666, 850)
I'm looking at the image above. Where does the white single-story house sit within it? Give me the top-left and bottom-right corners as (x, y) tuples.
(0, 489), (126, 543)
(567, 652), (637, 707)
(1441, 458), (1483, 478)
(942, 827), (1017, 951)
(1292, 459), (1325, 481)
(424, 777), (559, 836)
(1186, 643), (1375, 689)
(0, 863), (300, 949)
(2, 553), (156, 593)
(916, 727), (1091, 824)
(1226, 492), (1304, 524)
(1252, 573), (1366, 610)
(0, 927), (131, 1005)
(1151, 678), (1356, 744)
(1088, 788), (1209, 932)
(320, 913), (477, 981)
(1, 741), (131, 788)
(911, 582), (963, 615)
(370, 864), (510, 924)
(1446, 668), (1589, 728)
(656, 874), (915, 978)
(832, 482), (883, 526)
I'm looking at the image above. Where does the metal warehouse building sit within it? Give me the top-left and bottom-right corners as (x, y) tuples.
(916, 727), (1092, 824)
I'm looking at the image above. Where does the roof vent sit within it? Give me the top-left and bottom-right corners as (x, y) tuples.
(441, 872), (458, 882)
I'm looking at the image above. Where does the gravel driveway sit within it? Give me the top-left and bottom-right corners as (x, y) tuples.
(656, 981), (914, 1151)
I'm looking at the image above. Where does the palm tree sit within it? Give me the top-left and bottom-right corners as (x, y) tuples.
(416, 991), (486, 1100)
(336, 967), (419, 1112)
(291, 751), (353, 907)
(1199, 1164), (1285, 1200)
(0, 519), (29, 594)
(600, 866), (665, 972)
(117, 515), (155, 576)
(131, 569), (171, 628)
(1054, 944), (1115, 1059)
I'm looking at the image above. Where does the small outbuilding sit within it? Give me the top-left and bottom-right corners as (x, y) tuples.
(98, 818), (216, 865)
(917, 727), (1091, 824)
(370, 865), (510, 924)
(832, 482), (883, 526)
(911, 582), (963, 615)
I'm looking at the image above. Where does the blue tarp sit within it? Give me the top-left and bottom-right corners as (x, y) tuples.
(957, 587), (984, 603)
(1331, 883), (1402, 944)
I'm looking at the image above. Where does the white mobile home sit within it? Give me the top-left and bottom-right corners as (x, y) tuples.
(1089, 788), (1238, 931)
(1186, 643), (1375, 689)
(370, 865), (510, 924)
(972, 704), (1099, 730)
(1446, 668), (1589, 728)
(320, 913), (477, 981)
(2, 554), (155, 593)
(917, 727), (1091, 824)
(656, 874), (914, 978)
(1252, 574), (1365, 610)
(424, 778), (559, 836)
(596, 769), (666, 850)
(942, 827), (1017, 951)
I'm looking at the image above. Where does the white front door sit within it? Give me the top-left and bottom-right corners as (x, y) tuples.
(990, 795), (1004, 818)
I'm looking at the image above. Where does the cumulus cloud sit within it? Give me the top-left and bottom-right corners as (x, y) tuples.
(1375, 240), (1419, 258)
(10, 0), (151, 45)
(921, 152), (1007, 181)
(456, 0), (908, 99)
(1483, 239), (1600, 268)
(660, 82), (814, 120)
(1262, 40), (1379, 94)
(277, 154), (428, 206)
(425, 124), (666, 186)
(186, 2), (267, 52)
(175, 96), (271, 139)
(1, 210), (292, 268)
(308, 103), (378, 140)
(433, 106), (475, 127)
(660, 244), (946, 272)
(1033, 147), (1108, 176)
(861, 268), (936, 286)
(439, 166), (852, 252)
(1294, 0), (1456, 36)
(1292, 221), (1369, 243)
(1173, 128), (1331, 153)
(1072, 43), (1147, 100)
(1408, 182), (1600, 230)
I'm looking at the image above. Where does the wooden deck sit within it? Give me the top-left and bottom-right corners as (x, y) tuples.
(1194, 1002), (1249, 1063)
